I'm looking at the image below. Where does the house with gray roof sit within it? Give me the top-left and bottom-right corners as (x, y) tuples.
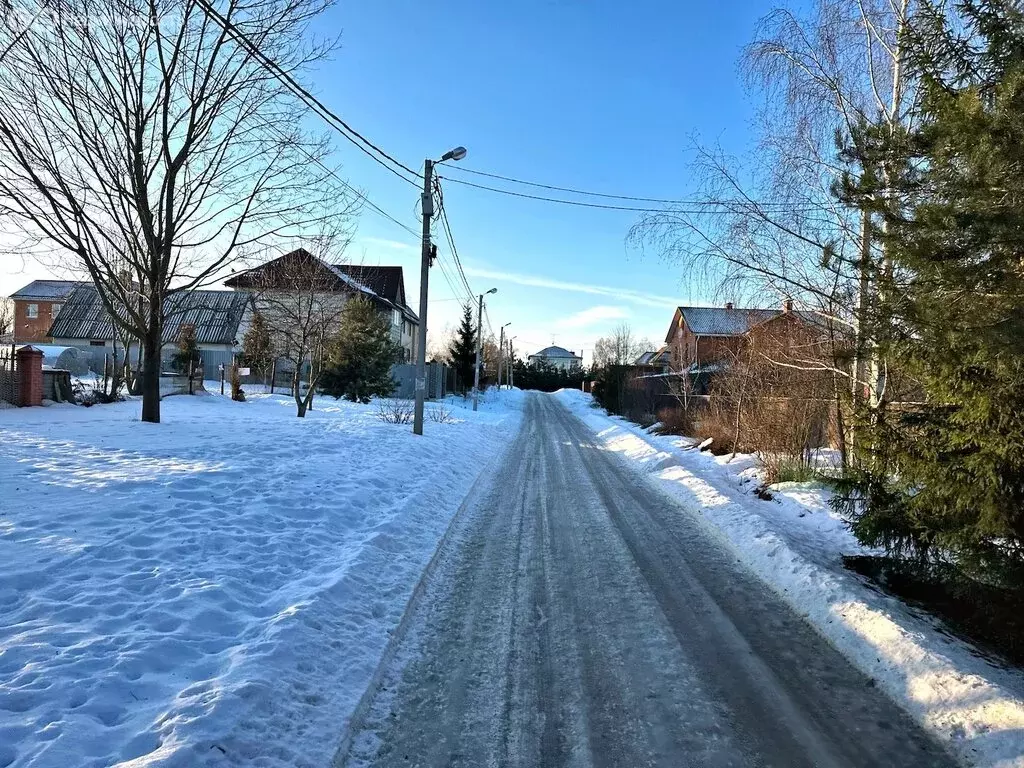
(9, 279), (84, 343)
(48, 284), (253, 372)
(664, 300), (844, 376)
(528, 345), (583, 371)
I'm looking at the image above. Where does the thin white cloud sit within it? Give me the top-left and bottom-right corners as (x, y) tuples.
(556, 305), (629, 328)
(361, 236), (416, 252)
(463, 267), (680, 309)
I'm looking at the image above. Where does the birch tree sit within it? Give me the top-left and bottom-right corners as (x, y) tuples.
(629, 0), (921, 457)
(0, 0), (348, 422)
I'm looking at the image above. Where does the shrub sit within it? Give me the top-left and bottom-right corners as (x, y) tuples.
(377, 398), (414, 424)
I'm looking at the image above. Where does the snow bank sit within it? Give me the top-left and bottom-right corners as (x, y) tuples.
(555, 389), (1024, 768)
(0, 390), (523, 768)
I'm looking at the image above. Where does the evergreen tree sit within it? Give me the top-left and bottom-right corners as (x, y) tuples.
(447, 303), (478, 393)
(171, 324), (201, 373)
(837, 1), (1024, 575)
(320, 298), (400, 403)
(242, 311), (274, 381)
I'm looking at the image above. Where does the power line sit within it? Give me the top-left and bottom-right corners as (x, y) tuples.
(445, 165), (799, 207)
(438, 174), (824, 215)
(193, 0), (421, 186)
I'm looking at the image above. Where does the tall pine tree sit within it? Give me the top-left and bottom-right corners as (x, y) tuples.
(448, 303), (478, 393)
(838, 1), (1024, 575)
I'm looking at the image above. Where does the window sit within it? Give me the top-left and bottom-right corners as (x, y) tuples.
(25, 303), (38, 319)
(90, 340), (105, 347)
(392, 308), (401, 327)
(51, 303), (63, 317)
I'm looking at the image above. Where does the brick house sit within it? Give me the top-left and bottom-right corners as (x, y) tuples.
(9, 280), (83, 343)
(664, 303), (779, 372)
(664, 301), (844, 380)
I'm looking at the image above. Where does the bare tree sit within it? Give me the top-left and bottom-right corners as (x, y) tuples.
(0, 297), (12, 339)
(593, 322), (650, 367)
(0, 0), (350, 422)
(240, 238), (356, 417)
(629, 0), (919, 456)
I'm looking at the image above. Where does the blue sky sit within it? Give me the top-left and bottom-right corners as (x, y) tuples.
(2, 0), (774, 361)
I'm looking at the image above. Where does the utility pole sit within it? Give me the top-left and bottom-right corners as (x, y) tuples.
(413, 159), (434, 435)
(508, 336), (516, 389)
(497, 321), (511, 391)
(413, 146), (467, 436)
(472, 288), (496, 411)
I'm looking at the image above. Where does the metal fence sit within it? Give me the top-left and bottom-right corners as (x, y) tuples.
(0, 344), (16, 404)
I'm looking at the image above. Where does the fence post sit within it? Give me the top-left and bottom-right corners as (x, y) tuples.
(220, 363), (225, 396)
(270, 359), (276, 394)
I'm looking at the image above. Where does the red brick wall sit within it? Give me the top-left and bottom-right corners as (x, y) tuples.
(667, 317), (744, 370)
(14, 299), (62, 343)
(16, 347), (43, 406)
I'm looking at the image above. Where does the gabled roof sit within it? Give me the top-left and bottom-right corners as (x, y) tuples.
(224, 249), (418, 324)
(332, 265), (405, 306)
(530, 345), (581, 359)
(666, 304), (852, 343)
(679, 306), (779, 336)
(49, 285), (252, 346)
(10, 280), (83, 301)
(635, 345), (671, 366)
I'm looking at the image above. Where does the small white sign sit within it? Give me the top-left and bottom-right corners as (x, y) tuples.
(238, 367), (251, 376)
(415, 378), (426, 391)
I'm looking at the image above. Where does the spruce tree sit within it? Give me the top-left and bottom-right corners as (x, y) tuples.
(838, 1), (1024, 575)
(320, 298), (401, 403)
(242, 311), (274, 381)
(171, 324), (201, 373)
(447, 303), (478, 393)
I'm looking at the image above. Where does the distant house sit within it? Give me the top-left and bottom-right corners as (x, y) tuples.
(10, 280), (83, 343)
(528, 345), (583, 370)
(225, 249), (420, 362)
(49, 284), (253, 371)
(634, 346), (671, 372)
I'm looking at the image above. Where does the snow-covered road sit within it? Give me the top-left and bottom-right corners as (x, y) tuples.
(340, 393), (955, 767)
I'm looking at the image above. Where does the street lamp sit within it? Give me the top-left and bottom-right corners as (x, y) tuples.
(498, 322), (512, 389)
(414, 146), (467, 436)
(473, 288), (497, 411)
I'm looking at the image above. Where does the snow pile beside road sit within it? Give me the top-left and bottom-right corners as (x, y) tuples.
(0, 390), (522, 768)
(555, 389), (1024, 768)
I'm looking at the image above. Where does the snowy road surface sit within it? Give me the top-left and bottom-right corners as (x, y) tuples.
(340, 394), (956, 768)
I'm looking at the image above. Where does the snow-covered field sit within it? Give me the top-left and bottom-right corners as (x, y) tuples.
(0, 389), (523, 768)
(555, 389), (1024, 768)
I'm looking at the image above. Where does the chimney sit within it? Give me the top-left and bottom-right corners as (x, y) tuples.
(783, 298), (794, 312)
(725, 302), (734, 310)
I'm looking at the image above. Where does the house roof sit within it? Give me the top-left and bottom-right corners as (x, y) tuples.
(666, 304), (852, 343)
(530, 345), (581, 359)
(10, 280), (83, 301)
(331, 265), (403, 305)
(679, 306), (779, 336)
(49, 285), (252, 346)
(225, 249), (418, 324)
(635, 346), (671, 365)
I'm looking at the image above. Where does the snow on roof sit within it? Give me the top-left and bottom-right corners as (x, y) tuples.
(679, 306), (779, 336)
(530, 345), (581, 359)
(10, 280), (83, 301)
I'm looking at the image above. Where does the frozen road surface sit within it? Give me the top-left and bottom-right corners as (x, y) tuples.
(339, 394), (955, 768)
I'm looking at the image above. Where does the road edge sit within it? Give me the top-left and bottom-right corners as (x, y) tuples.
(328, 414), (526, 767)
(554, 391), (1024, 768)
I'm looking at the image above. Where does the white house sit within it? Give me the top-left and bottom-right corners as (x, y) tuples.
(528, 345), (583, 370)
